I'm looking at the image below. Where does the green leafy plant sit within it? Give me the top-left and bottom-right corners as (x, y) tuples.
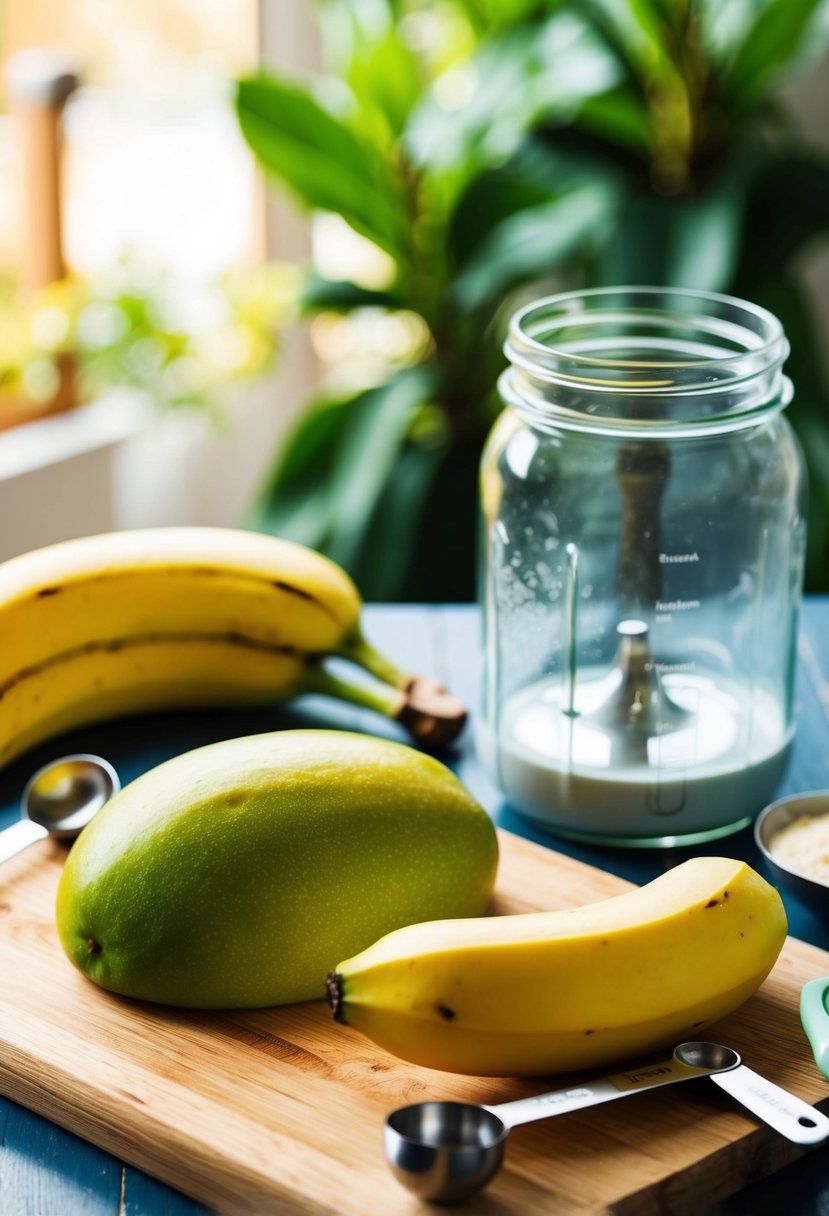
(237, 0), (829, 600)
(0, 260), (291, 425)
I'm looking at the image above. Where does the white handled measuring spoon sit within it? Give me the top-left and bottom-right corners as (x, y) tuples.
(385, 1040), (829, 1203)
(0, 754), (120, 864)
(384, 1041), (740, 1203)
(708, 1057), (829, 1145)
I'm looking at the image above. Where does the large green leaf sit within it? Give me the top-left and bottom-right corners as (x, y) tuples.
(299, 273), (404, 315)
(593, 145), (759, 293)
(594, 192), (675, 285)
(574, 85), (652, 157)
(317, 0), (424, 140)
(348, 28), (423, 138)
(405, 11), (623, 199)
(452, 178), (620, 311)
(236, 73), (407, 257)
(697, 0), (769, 66)
(447, 140), (599, 267)
(257, 395), (345, 496)
(748, 275), (829, 591)
(324, 372), (432, 564)
(249, 367), (443, 582)
(248, 393), (348, 550)
(719, 0), (829, 111)
(733, 150), (829, 290)
(581, 0), (672, 79)
(450, 0), (558, 30)
(667, 188), (744, 293)
(348, 419), (451, 600)
(664, 147), (766, 291)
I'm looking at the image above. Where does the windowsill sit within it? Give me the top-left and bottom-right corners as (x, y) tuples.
(0, 391), (151, 482)
(0, 369), (293, 563)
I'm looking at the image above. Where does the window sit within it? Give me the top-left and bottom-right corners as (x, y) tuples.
(1, 0), (263, 281)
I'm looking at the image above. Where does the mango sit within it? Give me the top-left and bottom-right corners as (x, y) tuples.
(55, 730), (499, 1008)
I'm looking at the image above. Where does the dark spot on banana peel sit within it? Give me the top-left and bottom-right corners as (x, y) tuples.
(584, 1029), (595, 1036)
(271, 579), (319, 605)
(326, 972), (345, 1022)
(87, 938), (102, 956)
(36, 586), (61, 597)
(437, 1005), (456, 1021)
(704, 899), (720, 908)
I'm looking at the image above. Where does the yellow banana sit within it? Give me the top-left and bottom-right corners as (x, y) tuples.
(0, 526), (465, 770)
(327, 856), (787, 1077)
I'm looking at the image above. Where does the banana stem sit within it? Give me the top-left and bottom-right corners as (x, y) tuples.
(335, 628), (413, 690)
(301, 662), (406, 719)
(316, 627), (469, 749)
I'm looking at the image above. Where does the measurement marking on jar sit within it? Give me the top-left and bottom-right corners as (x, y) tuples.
(655, 598), (701, 623)
(646, 661), (697, 674)
(659, 552), (700, 564)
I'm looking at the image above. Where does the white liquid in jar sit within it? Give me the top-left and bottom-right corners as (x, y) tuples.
(478, 671), (791, 843)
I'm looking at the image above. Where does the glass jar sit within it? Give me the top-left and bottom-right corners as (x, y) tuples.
(478, 288), (806, 847)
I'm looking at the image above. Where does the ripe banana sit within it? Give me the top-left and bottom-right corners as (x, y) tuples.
(0, 526), (466, 771)
(327, 856), (787, 1077)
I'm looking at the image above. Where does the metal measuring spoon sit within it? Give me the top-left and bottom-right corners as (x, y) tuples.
(384, 1041), (740, 1204)
(385, 1040), (829, 1203)
(0, 754), (120, 864)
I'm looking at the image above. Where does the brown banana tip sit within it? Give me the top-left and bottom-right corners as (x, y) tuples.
(326, 971), (346, 1022)
(396, 676), (468, 749)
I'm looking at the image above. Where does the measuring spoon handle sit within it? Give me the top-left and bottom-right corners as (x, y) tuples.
(0, 818), (49, 864)
(489, 1051), (732, 1130)
(710, 1065), (829, 1145)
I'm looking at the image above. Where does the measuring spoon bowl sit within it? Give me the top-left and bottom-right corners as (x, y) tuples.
(384, 1041), (740, 1203)
(0, 754), (120, 864)
(386, 1101), (507, 1204)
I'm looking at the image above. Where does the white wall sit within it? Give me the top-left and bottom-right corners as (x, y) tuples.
(0, 362), (307, 562)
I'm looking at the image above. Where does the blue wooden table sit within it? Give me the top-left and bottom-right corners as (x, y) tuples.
(1, 600), (828, 1215)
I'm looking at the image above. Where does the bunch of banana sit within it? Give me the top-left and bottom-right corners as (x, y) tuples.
(327, 856), (787, 1077)
(0, 527), (466, 771)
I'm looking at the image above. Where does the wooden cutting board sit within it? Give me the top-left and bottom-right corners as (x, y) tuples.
(1, 828), (827, 1216)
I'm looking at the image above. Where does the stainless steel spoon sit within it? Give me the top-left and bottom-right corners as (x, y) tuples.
(384, 1041), (740, 1204)
(384, 1040), (829, 1204)
(0, 754), (120, 864)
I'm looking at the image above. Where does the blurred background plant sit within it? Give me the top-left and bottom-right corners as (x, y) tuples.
(0, 259), (293, 427)
(237, 0), (829, 601)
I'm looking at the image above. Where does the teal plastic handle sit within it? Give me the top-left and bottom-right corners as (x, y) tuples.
(801, 977), (829, 1081)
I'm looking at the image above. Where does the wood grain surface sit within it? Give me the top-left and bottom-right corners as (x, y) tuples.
(1, 827), (828, 1216)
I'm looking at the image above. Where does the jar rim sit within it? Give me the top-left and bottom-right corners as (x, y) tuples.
(506, 286), (789, 393)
